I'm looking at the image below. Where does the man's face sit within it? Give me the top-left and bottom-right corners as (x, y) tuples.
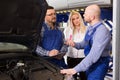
(45, 9), (56, 23)
(83, 8), (91, 23)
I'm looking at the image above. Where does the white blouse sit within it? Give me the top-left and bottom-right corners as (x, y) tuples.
(64, 27), (86, 58)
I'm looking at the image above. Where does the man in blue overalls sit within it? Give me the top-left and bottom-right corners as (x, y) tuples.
(36, 6), (67, 68)
(60, 4), (112, 80)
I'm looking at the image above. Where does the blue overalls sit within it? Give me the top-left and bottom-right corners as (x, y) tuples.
(84, 23), (110, 80)
(41, 23), (67, 68)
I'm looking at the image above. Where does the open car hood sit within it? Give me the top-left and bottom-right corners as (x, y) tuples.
(0, 0), (48, 52)
(0, 1), (65, 80)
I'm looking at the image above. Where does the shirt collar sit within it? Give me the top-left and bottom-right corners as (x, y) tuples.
(89, 21), (102, 30)
(44, 22), (58, 30)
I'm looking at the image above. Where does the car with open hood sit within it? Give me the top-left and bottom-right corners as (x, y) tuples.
(0, 0), (64, 80)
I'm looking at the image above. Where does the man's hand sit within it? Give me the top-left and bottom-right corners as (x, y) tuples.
(65, 39), (75, 47)
(48, 49), (59, 56)
(60, 68), (77, 75)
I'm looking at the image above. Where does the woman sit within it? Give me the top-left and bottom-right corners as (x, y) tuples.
(64, 11), (87, 80)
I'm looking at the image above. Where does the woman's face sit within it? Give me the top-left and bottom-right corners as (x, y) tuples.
(71, 14), (80, 27)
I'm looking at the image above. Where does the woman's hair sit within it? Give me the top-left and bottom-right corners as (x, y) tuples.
(67, 11), (86, 34)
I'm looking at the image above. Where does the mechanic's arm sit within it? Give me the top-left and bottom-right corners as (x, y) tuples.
(65, 39), (86, 49)
(74, 27), (111, 72)
(36, 46), (59, 56)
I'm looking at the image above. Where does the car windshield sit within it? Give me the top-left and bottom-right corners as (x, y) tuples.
(0, 42), (28, 51)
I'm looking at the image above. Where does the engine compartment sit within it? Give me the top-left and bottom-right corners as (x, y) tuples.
(0, 56), (64, 80)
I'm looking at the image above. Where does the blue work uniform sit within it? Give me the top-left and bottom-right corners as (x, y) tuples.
(42, 23), (63, 50)
(73, 22), (111, 80)
(41, 22), (67, 68)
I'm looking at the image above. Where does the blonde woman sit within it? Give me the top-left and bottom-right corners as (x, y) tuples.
(64, 11), (87, 80)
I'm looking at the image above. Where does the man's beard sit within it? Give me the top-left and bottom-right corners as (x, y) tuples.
(84, 19), (90, 24)
(52, 18), (56, 26)
(53, 22), (55, 26)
